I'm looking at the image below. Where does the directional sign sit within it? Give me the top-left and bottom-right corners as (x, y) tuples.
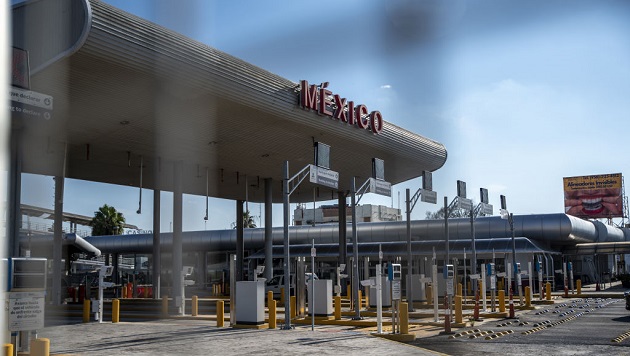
(481, 202), (494, 215)
(309, 164), (339, 189)
(420, 189), (437, 204)
(10, 87), (53, 120)
(369, 177), (391, 196)
(458, 197), (473, 211)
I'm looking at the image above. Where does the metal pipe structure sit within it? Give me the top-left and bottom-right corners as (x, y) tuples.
(20, 213), (624, 255)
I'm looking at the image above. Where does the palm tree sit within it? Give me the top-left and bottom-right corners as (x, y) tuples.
(90, 204), (126, 235)
(232, 210), (257, 229)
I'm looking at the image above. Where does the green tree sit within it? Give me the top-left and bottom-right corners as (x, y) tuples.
(425, 206), (470, 220)
(90, 204), (126, 235)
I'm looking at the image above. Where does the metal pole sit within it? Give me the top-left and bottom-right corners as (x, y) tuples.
(351, 177), (361, 319)
(470, 207), (477, 295)
(311, 239), (315, 331)
(444, 196), (449, 267)
(510, 213), (516, 295)
(283, 161), (292, 329)
(406, 188), (413, 311)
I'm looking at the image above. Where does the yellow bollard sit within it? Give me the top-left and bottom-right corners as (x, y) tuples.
(365, 289), (369, 308)
(499, 290), (506, 312)
(4, 343), (14, 356)
(334, 295), (341, 320)
(269, 299), (277, 329)
(122, 285), (127, 299)
(144, 286), (149, 298)
(577, 279), (582, 295)
(525, 286), (531, 307)
(112, 299), (120, 323)
(83, 299), (91, 323)
(358, 290), (363, 310)
(347, 283), (352, 301)
(400, 302), (409, 334)
(30, 338), (49, 356)
(216, 300), (224, 327)
(162, 295), (169, 316)
(192, 295), (198, 316)
(267, 291), (274, 308)
(455, 295), (463, 324)
(280, 288), (285, 306)
(426, 285), (433, 305)
(290, 296), (296, 319)
(546, 282), (551, 301)
(457, 283), (463, 297)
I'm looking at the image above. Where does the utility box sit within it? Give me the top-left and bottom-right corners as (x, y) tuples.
(369, 276), (391, 308)
(307, 279), (333, 317)
(235, 281), (265, 325)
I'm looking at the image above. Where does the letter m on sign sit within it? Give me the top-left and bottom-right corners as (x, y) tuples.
(300, 80), (318, 110)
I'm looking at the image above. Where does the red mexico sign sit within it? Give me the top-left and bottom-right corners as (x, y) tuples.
(298, 80), (383, 134)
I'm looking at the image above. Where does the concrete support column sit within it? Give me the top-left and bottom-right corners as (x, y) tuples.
(172, 161), (183, 305)
(264, 178), (273, 281)
(236, 200), (244, 281)
(52, 175), (64, 305)
(152, 189), (161, 299)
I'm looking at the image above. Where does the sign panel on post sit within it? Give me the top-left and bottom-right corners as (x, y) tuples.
(481, 203), (493, 215)
(391, 280), (401, 300)
(10, 87), (53, 120)
(369, 178), (392, 197)
(420, 189), (437, 204)
(9, 291), (45, 331)
(458, 197), (473, 211)
(309, 165), (339, 189)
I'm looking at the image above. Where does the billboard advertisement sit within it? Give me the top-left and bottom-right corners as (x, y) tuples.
(563, 173), (623, 218)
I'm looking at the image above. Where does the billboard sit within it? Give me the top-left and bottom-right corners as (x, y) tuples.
(563, 173), (623, 219)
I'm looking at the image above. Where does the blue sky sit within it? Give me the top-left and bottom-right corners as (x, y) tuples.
(17, 0), (630, 233)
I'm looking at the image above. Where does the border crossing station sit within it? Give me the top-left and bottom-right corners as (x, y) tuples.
(5, 0), (630, 354)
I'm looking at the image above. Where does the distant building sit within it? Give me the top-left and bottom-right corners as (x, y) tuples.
(294, 204), (401, 225)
